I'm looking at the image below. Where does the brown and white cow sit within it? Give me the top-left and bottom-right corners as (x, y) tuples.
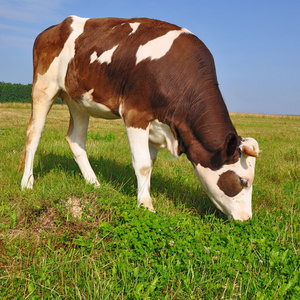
(20, 16), (260, 221)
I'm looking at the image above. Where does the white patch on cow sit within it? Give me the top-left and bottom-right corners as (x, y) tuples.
(90, 51), (98, 64)
(79, 89), (119, 119)
(90, 45), (119, 65)
(97, 45), (119, 64)
(129, 22), (140, 35)
(112, 23), (126, 31)
(136, 28), (191, 65)
(149, 120), (179, 157)
(194, 139), (259, 221)
(34, 16), (89, 91)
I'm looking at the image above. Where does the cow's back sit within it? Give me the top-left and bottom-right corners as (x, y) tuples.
(64, 17), (189, 119)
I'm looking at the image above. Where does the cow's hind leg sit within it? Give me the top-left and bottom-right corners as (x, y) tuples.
(65, 100), (100, 187)
(21, 84), (57, 189)
(126, 125), (158, 212)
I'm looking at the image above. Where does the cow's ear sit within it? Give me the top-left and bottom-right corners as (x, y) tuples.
(225, 133), (238, 158)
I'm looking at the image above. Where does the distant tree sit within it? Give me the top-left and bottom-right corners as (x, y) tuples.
(0, 82), (32, 103)
(0, 82), (63, 104)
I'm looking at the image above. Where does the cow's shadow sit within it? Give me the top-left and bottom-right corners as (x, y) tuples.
(37, 152), (225, 219)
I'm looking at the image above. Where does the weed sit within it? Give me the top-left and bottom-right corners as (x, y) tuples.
(87, 132), (116, 142)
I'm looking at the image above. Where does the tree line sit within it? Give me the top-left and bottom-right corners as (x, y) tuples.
(0, 82), (32, 103)
(0, 82), (63, 104)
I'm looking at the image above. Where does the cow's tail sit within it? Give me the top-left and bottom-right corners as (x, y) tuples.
(18, 146), (26, 173)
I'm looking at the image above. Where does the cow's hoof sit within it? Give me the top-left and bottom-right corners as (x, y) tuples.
(138, 201), (156, 213)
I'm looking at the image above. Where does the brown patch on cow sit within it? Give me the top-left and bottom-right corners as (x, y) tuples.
(33, 17), (73, 79)
(121, 106), (154, 129)
(217, 170), (243, 197)
(18, 146), (26, 173)
(24, 117), (33, 145)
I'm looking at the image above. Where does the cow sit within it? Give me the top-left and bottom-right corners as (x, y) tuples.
(19, 16), (260, 221)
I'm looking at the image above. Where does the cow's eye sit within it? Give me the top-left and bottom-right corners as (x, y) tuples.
(240, 178), (248, 187)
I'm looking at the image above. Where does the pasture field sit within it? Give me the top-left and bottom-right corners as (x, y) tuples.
(0, 103), (299, 299)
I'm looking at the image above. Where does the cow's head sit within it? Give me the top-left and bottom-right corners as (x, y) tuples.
(194, 138), (259, 221)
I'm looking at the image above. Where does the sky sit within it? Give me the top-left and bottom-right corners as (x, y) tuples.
(0, 0), (299, 115)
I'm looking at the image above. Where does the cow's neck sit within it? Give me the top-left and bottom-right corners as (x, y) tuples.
(170, 85), (241, 170)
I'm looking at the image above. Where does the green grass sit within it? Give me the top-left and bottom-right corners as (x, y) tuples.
(0, 103), (299, 299)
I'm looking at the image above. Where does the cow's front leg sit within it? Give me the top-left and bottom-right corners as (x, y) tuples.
(126, 125), (157, 212)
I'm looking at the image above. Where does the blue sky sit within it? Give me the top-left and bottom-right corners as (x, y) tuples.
(0, 0), (299, 115)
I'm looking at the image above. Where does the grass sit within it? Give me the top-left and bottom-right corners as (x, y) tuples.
(0, 103), (299, 299)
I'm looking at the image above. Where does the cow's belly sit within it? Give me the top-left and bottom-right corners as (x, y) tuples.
(149, 120), (179, 157)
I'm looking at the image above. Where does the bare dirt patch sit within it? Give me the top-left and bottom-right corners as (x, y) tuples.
(35, 207), (58, 232)
(66, 197), (83, 219)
